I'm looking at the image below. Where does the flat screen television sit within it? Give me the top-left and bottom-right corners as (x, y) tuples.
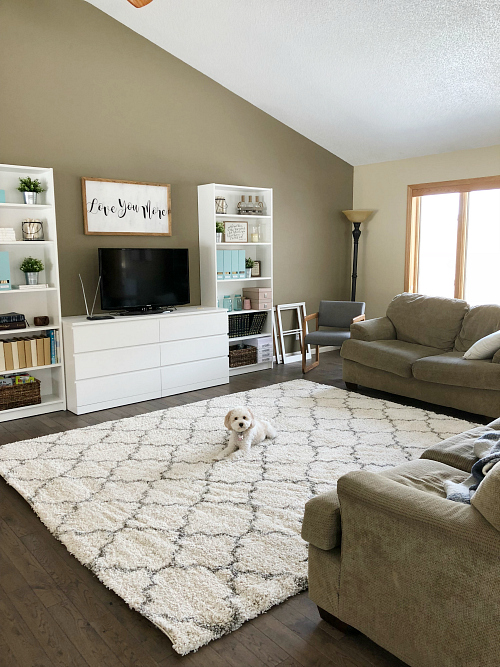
(99, 248), (190, 312)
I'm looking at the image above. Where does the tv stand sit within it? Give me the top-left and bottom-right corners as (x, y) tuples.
(62, 307), (229, 414)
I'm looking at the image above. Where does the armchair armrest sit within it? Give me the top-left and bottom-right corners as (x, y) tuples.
(301, 489), (341, 550)
(350, 316), (396, 342)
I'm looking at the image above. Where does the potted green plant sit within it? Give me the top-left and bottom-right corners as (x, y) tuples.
(17, 177), (46, 205)
(216, 221), (225, 243)
(245, 257), (254, 278)
(20, 256), (44, 285)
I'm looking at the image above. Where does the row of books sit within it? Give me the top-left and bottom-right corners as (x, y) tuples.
(216, 249), (246, 280)
(0, 330), (60, 372)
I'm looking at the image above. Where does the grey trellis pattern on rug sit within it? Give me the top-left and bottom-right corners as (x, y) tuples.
(0, 380), (476, 654)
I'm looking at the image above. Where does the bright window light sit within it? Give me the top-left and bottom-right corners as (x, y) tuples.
(464, 189), (500, 306)
(418, 193), (459, 299)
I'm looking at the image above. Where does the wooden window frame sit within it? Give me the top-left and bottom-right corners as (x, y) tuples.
(404, 175), (500, 298)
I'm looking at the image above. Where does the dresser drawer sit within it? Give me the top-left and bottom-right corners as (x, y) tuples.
(72, 319), (159, 353)
(75, 368), (161, 407)
(160, 312), (227, 342)
(74, 344), (161, 380)
(161, 357), (228, 393)
(160, 335), (227, 367)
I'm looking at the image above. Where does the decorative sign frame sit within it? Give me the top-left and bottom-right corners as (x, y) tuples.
(82, 177), (171, 236)
(223, 221), (248, 243)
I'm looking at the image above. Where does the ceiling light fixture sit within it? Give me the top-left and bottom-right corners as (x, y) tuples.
(126, 0), (154, 7)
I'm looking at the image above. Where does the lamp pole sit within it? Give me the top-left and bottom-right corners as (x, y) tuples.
(342, 210), (374, 302)
(351, 222), (361, 301)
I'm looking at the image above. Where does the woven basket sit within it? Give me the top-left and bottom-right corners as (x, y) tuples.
(229, 345), (257, 368)
(0, 379), (41, 411)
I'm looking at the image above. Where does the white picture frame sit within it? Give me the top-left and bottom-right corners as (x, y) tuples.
(82, 177), (171, 236)
(223, 221), (248, 243)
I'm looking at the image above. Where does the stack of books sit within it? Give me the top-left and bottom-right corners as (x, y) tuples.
(0, 228), (16, 242)
(0, 330), (60, 371)
(12, 284), (49, 290)
(0, 312), (26, 331)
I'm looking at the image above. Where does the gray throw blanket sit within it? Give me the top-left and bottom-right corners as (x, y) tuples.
(445, 432), (500, 504)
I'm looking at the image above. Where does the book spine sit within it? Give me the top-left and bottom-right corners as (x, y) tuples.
(55, 330), (60, 363)
(24, 339), (32, 368)
(30, 339), (37, 367)
(11, 341), (19, 370)
(43, 337), (51, 366)
(49, 330), (56, 364)
(0, 314), (25, 323)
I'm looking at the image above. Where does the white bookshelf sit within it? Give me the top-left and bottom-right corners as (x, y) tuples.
(198, 183), (273, 376)
(0, 163), (66, 420)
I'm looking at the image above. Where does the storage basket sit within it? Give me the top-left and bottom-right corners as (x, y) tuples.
(229, 345), (257, 368)
(0, 379), (41, 411)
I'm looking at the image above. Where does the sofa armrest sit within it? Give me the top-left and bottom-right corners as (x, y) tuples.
(301, 489), (341, 550)
(349, 316), (396, 342)
(337, 470), (499, 547)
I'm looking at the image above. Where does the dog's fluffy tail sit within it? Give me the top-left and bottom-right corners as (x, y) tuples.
(263, 421), (277, 439)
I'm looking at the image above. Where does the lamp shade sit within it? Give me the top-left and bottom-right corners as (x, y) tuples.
(342, 209), (374, 223)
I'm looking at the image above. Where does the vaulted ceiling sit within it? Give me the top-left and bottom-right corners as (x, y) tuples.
(85, 0), (500, 165)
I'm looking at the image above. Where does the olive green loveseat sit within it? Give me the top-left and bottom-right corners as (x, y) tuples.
(302, 418), (500, 667)
(341, 293), (500, 418)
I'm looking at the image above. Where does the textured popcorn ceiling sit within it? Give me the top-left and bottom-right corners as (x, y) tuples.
(84, 0), (500, 165)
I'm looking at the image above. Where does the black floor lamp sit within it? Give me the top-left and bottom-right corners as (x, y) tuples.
(342, 209), (374, 301)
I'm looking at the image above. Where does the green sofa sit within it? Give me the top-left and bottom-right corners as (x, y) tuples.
(302, 418), (500, 667)
(341, 293), (500, 418)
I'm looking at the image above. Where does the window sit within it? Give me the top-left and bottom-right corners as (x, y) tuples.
(405, 176), (500, 305)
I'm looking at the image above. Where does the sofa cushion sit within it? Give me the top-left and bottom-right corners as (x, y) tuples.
(412, 350), (500, 391)
(340, 338), (443, 378)
(380, 459), (468, 498)
(455, 304), (500, 353)
(305, 329), (350, 346)
(471, 462), (500, 531)
(386, 292), (468, 350)
(421, 422), (500, 473)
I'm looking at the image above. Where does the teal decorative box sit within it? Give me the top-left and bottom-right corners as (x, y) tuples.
(0, 251), (11, 290)
(0, 190), (5, 203)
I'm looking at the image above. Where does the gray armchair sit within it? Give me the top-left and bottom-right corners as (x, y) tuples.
(302, 301), (365, 373)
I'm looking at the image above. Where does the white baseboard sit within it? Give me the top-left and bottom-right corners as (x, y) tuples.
(317, 346), (340, 354)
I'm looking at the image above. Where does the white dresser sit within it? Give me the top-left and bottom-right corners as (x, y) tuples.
(62, 307), (229, 414)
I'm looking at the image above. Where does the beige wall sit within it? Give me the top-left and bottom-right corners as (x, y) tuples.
(353, 145), (500, 318)
(0, 0), (353, 316)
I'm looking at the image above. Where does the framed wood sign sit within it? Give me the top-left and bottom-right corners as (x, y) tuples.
(223, 221), (248, 243)
(82, 177), (171, 236)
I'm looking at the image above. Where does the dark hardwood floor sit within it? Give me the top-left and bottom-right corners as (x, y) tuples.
(0, 351), (486, 667)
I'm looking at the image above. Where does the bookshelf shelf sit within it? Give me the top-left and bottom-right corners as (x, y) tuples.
(0, 203), (52, 210)
(199, 183), (273, 376)
(215, 214), (271, 220)
(0, 241), (54, 246)
(0, 325), (60, 336)
(0, 163), (66, 420)
(3, 287), (57, 294)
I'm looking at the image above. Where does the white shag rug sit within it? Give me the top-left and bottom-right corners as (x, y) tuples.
(0, 380), (476, 654)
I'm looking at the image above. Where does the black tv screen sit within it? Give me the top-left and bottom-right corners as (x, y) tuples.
(99, 248), (190, 311)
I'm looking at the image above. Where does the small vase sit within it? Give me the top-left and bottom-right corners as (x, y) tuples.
(216, 233), (223, 243)
(23, 192), (38, 205)
(245, 268), (252, 278)
(25, 272), (38, 285)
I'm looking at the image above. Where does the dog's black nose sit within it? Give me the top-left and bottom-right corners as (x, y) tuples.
(239, 422), (244, 427)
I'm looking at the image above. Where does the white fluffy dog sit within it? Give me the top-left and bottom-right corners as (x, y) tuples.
(215, 406), (276, 460)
